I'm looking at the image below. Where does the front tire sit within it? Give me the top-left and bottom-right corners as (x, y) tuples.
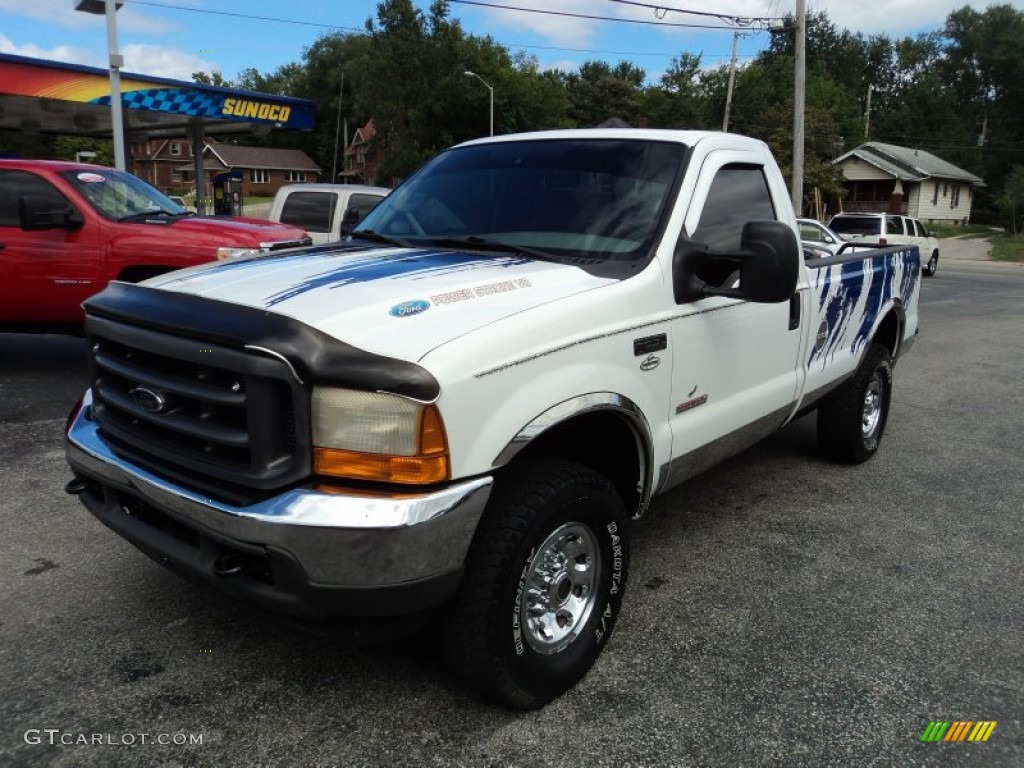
(923, 250), (939, 276)
(817, 342), (893, 463)
(439, 460), (629, 709)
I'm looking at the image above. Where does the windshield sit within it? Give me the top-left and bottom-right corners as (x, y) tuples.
(354, 138), (686, 262)
(59, 169), (187, 221)
(830, 215), (882, 236)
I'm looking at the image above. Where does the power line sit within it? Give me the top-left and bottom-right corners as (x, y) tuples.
(448, 0), (765, 31)
(128, 0), (364, 33)
(603, 0), (784, 27)
(126, 0), (756, 63)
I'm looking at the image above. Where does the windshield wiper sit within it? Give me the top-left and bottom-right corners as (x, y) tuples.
(117, 210), (176, 222)
(348, 229), (414, 248)
(427, 236), (558, 262)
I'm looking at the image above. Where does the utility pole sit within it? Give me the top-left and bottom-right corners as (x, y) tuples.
(76, 1), (126, 171)
(722, 30), (740, 132)
(864, 84), (872, 141)
(791, 0), (806, 215)
(331, 71), (344, 182)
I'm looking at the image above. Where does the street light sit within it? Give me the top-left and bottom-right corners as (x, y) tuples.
(464, 71), (494, 137)
(75, 1), (126, 171)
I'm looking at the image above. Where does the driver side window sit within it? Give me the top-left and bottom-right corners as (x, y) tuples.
(0, 171), (71, 227)
(687, 164), (776, 287)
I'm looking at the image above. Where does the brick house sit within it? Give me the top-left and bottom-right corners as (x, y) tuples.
(130, 137), (195, 192)
(131, 138), (321, 197)
(833, 142), (984, 224)
(342, 119), (382, 185)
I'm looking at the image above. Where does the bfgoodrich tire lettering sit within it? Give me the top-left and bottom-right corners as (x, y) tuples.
(439, 460), (629, 709)
(817, 342), (893, 464)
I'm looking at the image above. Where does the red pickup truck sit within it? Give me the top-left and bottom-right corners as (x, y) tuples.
(0, 159), (310, 332)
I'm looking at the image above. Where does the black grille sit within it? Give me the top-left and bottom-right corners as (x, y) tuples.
(87, 315), (310, 504)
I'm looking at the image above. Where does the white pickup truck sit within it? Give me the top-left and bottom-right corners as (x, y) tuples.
(65, 129), (920, 709)
(267, 183), (390, 245)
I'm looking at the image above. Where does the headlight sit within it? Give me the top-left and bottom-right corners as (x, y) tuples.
(312, 387), (450, 484)
(216, 246), (264, 260)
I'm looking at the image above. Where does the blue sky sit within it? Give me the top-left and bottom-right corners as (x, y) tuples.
(1, 1), (1018, 87)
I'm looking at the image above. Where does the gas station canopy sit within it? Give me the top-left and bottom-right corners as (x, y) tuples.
(0, 52), (316, 139)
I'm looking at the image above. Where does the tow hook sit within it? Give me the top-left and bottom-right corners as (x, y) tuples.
(213, 553), (245, 577)
(64, 476), (93, 495)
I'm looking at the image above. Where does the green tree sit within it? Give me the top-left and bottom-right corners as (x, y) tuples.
(642, 52), (710, 129)
(997, 165), (1024, 234)
(564, 61), (646, 127)
(940, 4), (1024, 219)
(191, 71), (233, 87)
(54, 136), (113, 166)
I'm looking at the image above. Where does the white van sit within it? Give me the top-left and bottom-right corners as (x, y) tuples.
(268, 183), (390, 245)
(828, 213), (941, 276)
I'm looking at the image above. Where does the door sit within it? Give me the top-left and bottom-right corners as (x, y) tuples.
(664, 156), (806, 485)
(0, 169), (100, 323)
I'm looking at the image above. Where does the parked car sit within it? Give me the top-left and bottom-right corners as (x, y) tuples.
(828, 212), (941, 276)
(801, 241), (835, 260)
(168, 195), (196, 214)
(797, 217), (846, 255)
(0, 159), (311, 331)
(268, 183), (390, 245)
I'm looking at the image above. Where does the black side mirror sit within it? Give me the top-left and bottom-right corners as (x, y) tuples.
(339, 205), (361, 234)
(672, 220), (800, 304)
(19, 194), (84, 231)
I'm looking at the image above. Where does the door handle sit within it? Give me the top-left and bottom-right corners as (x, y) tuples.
(788, 294), (801, 331)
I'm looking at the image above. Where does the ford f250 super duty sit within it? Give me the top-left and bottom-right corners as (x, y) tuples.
(0, 159), (310, 332)
(64, 129), (920, 709)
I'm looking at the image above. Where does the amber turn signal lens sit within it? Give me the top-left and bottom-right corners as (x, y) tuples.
(314, 447), (450, 484)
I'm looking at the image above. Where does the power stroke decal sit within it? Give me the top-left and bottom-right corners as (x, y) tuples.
(263, 251), (532, 307)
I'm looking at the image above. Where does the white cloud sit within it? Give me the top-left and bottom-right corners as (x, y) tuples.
(474, 0), (1024, 49)
(121, 43), (216, 81)
(0, 33), (215, 82)
(474, 0), (604, 48)
(536, 57), (581, 75)
(0, 0), (93, 29)
(0, 32), (100, 65)
(0, 0), (179, 34)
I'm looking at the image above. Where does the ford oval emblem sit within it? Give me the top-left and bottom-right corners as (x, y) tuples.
(390, 300), (430, 318)
(131, 386), (167, 413)
(639, 354), (661, 371)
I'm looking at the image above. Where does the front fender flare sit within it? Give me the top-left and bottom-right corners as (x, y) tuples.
(491, 392), (655, 517)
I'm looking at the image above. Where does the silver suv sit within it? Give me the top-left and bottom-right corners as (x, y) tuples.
(828, 213), (941, 276)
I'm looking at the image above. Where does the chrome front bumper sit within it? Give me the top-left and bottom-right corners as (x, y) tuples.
(65, 391), (492, 619)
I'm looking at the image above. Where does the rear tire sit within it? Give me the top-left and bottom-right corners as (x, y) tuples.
(439, 460), (628, 709)
(817, 342), (893, 464)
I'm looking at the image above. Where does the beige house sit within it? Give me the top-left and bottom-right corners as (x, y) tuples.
(833, 142), (983, 224)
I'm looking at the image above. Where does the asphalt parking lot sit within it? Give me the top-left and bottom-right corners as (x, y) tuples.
(1, 257), (1021, 767)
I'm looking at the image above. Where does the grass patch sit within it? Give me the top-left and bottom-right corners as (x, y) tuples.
(929, 222), (997, 238)
(988, 233), (1024, 262)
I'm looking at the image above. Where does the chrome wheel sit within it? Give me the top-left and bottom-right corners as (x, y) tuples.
(862, 372), (883, 439)
(521, 522), (601, 655)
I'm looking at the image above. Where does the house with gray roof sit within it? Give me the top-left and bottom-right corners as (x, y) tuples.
(833, 142), (984, 224)
(131, 138), (322, 199)
(199, 140), (322, 197)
